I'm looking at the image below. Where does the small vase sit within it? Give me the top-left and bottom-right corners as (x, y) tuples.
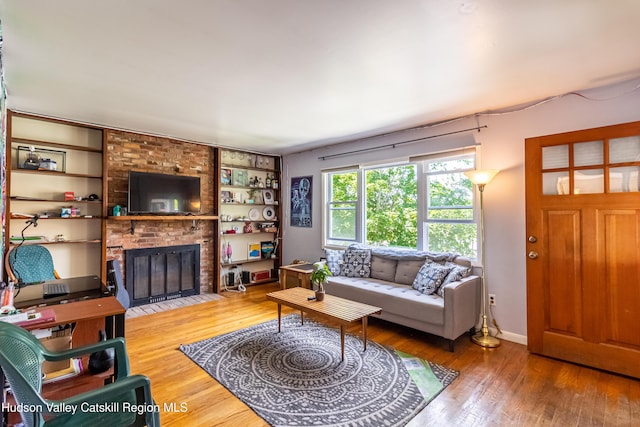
(315, 283), (326, 301)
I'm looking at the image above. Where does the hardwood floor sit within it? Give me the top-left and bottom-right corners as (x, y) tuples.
(125, 283), (640, 426)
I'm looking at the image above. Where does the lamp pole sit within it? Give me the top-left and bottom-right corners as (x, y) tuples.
(464, 170), (500, 348)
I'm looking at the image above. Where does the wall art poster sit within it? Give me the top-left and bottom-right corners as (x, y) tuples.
(221, 168), (232, 185)
(248, 242), (261, 260)
(291, 176), (312, 228)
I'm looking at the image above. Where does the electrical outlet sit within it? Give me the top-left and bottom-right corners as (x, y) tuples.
(488, 294), (496, 306)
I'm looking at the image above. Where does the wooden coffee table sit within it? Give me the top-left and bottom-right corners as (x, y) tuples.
(266, 287), (382, 362)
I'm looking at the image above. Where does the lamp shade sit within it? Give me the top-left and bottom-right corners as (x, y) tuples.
(464, 169), (499, 186)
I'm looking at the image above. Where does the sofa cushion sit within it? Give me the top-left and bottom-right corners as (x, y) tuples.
(412, 262), (453, 295)
(370, 255), (397, 281)
(394, 259), (425, 285)
(438, 264), (472, 297)
(324, 248), (345, 276)
(340, 249), (372, 278)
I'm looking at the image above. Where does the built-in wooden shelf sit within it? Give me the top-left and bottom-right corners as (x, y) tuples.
(11, 137), (103, 153)
(10, 214), (102, 220)
(11, 196), (102, 204)
(109, 215), (218, 234)
(221, 257), (279, 267)
(9, 239), (101, 245)
(109, 215), (218, 221)
(11, 168), (102, 179)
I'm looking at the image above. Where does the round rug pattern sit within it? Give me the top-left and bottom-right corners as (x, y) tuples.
(180, 315), (433, 426)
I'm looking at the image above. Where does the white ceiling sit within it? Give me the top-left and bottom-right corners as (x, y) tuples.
(2, 0), (640, 155)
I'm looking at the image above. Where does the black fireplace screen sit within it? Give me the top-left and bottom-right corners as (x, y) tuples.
(125, 244), (200, 306)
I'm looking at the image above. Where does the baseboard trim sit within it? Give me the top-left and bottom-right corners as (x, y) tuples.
(489, 327), (527, 346)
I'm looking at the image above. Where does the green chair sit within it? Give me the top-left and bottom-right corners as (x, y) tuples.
(0, 321), (160, 427)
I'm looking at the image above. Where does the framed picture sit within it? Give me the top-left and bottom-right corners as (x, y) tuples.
(263, 189), (274, 204)
(260, 241), (275, 259)
(221, 191), (232, 203)
(291, 176), (312, 227)
(248, 242), (261, 260)
(232, 169), (248, 186)
(221, 168), (232, 185)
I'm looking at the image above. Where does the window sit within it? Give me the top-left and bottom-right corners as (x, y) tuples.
(423, 155), (477, 257)
(326, 170), (359, 245)
(325, 165), (417, 248)
(323, 151), (477, 258)
(365, 165), (417, 247)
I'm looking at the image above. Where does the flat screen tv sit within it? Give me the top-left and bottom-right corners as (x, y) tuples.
(128, 171), (201, 214)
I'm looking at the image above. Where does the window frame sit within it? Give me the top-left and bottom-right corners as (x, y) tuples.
(322, 149), (478, 258)
(324, 168), (361, 246)
(421, 153), (477, 257)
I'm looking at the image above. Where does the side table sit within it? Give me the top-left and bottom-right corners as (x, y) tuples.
(279, 263), (315, 290)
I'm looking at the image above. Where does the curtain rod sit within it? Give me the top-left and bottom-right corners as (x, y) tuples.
(318, 125), (487, 160)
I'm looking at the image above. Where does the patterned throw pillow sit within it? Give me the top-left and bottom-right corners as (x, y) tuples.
(340, 249), (372, 278)
(412, 262), (453, 295)
(325, 249), (345, 276)
(437, 264), (472, 297)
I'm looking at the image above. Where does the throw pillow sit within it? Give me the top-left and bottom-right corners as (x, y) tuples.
(340, 249), (372, 278)
(325, 248), (345, 276)
(437, 264), (472, 297)
(412, 262), (453, 295)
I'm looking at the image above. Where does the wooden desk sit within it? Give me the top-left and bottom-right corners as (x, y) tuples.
(24, 296), (126, 341)
(1, 296), (126, 425)
(279, 263), (315, 289)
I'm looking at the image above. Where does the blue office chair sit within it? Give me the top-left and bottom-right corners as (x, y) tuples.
(0, 321), (160, 426)
(5, 245), (60, 285)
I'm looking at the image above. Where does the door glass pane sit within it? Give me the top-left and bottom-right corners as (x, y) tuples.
(574, 141), (603, 167)
(574, 169), (604, 194)
(542, 145), (568, 169)
(609, 136), (640, 164)
(610, 166), (640, 192)
(543, 172), (569, 195)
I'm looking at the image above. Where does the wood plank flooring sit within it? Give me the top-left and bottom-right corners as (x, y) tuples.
(125, 283), (640, 426)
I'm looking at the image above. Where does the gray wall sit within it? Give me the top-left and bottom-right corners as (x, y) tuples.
(281, 78), (640, 344)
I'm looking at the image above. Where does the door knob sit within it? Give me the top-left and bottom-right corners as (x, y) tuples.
(528, 235), (537, 243)
(528, 251), (538, 259)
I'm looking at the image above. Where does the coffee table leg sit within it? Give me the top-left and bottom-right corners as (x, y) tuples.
(277, 304), (282, 332)
(300, 310), (304, 325)
(362, 317), (368, 351)
(340, 325), (345, 362)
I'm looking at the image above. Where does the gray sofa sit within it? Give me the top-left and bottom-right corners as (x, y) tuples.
(323, 244), (480, 351)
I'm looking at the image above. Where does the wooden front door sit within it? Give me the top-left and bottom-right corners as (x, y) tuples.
(525, 121), (640, 378)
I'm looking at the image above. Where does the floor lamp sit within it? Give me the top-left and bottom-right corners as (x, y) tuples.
(464, 169), (501, 348)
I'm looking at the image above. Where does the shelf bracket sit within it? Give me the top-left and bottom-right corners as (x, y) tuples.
(129, 220), (136, 235)
(191, 219), (199, 231)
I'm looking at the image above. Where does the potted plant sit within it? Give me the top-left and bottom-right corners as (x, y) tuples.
(310, 261), (332, 301)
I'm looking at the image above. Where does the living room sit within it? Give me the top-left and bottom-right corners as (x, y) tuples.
(1, 2), (640, 426)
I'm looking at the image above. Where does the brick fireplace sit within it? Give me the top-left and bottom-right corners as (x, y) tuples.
(105, 130), (216, 294)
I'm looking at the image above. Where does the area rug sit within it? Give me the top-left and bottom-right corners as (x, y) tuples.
(179, 314), (458, 427)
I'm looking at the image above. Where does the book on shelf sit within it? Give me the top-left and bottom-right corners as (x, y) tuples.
(43, 358), (84, 383)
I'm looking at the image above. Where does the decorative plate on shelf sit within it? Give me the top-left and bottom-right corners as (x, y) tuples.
(248, 208), (260, 221)
(263, 206), (276, 220)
